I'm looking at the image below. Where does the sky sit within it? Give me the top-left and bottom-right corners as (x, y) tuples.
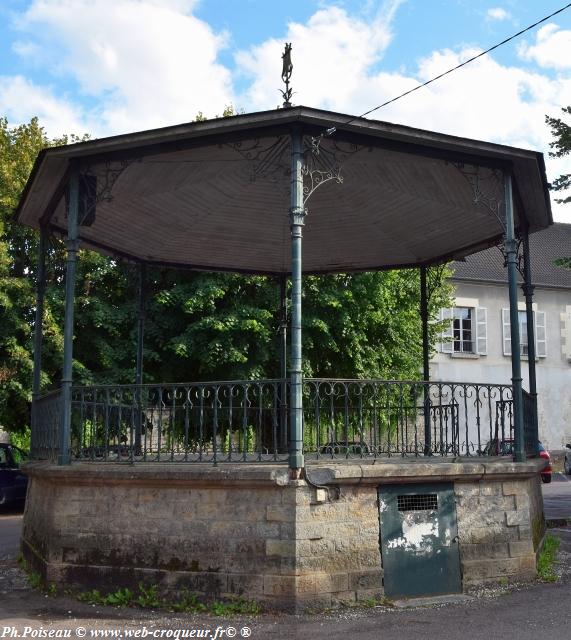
(1, 0), (571, 221)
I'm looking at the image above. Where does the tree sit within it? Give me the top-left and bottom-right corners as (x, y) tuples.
(546, 107), (571, 268)
(0, 118), (66, 432)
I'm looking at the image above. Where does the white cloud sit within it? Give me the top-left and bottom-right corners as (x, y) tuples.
(236, 5), (400, 113)
(4, 1), (571, 222)
(486, 7), (511, 22)
(12, 0), (234, 135)
(237, 15), (571, 222)
(0, 75), (86, 137)
(518, 24), (571, 70)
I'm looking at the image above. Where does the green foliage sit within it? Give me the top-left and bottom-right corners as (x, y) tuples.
(546, 107), (571, 204)
(0, 117), (89, 432)
(75, 584), (260, 615)
(0, 115), (452, 439)
(19, 557), (55, 595)
(27, 571), (43, 590)
(537, 533), (561, 582)
(77, 589), (104, 604)
(169, 590), (208, 613)
(9, 427), (31, 450)
(546, 107), (571, 267)
(135, 583), (161, 608)
(209, 598), (261, 615)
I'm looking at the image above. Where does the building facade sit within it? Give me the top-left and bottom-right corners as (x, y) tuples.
(432, 223), (571, 450)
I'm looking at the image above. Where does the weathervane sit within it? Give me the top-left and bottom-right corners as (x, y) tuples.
(280, 43), (293, 107)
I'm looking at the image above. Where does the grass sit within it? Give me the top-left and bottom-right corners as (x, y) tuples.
(76, 583), (261, 615)
(19, 554), (260, 615)
(18, 556), (58, 596)
(537, 533), (561, 582)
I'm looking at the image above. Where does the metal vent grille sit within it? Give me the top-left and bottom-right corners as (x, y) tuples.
(397, 494), (438, 512)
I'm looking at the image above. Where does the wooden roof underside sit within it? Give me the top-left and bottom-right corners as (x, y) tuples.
(16, 107), (552, 275)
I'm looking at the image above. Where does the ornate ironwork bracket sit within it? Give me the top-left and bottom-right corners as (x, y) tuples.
(66, 159), (138, 227)
(95, 159), (137, 204)
(496, 235), (524, 278)
(449, 162), (505, 231)
(225, 132), (364, 205)
(225, 137), (290, 183)
(302, 135), (363, 206)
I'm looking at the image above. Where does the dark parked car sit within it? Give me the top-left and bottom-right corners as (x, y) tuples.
(0, 444), (28, 508)
(564, 444), (571, 475)
(480, 438), (552, 483)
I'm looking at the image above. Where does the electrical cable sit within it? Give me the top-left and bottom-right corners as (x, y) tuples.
(322, 2), (571, 137)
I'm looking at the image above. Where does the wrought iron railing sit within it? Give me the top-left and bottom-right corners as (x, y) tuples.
(30, 379), (520, 463)
(303, 379), (514, 459)
(30, 389), (62, 462)
(70, 380), (289, 463)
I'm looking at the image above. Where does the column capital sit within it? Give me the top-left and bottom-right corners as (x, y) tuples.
(289, 206), (307, 227)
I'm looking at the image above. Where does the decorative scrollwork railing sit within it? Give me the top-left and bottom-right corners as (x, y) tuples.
(69, 380), (288, 463)
(302, 379), (514, 459)
(29, 379), (517, 463)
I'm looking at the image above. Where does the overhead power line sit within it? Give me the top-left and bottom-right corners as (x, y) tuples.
(326, 2), (571, 134)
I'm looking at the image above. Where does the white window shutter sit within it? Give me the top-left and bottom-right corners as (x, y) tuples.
(476, 307), (487, 355)
(536, 310), (547, 358)
(441, 308), (453, 353)
(502, 308), (511, 356)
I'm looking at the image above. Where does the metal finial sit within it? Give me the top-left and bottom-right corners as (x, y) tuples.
(280, 43), (293, 107)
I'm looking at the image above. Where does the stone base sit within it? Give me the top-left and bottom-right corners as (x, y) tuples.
(21, 459), (546, 612)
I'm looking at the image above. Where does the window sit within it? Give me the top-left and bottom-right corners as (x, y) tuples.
(502, 309), (546, 358)
(441, 305), (487, 355)
(453, 307), (473, 353)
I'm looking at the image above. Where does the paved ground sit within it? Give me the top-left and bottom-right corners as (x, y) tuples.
(1, 475), (570, 640)
(542, 470), (571, 523)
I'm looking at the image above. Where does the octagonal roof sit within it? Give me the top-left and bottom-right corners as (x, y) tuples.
(16, 106), (552, 275)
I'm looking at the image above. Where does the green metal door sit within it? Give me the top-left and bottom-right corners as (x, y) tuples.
(379, 482), (461, 598)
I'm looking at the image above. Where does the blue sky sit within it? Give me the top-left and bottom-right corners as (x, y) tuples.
(1, 0), (571, 220)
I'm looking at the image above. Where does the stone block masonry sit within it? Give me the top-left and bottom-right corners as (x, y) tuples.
(455, 476), (545, 585)
(22, 458), (546, 612)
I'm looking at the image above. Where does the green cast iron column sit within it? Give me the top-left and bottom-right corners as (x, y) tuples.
(31, 225), (48, 448)
(522, 228), (539, 454)
(289, 127), (305, 471)
(135, 262), (146, 455)
(279, 275), (288, 453)
(420, 266), (432, 455)
(59, 169), (80, 465)
(504, 173), (524, 463)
